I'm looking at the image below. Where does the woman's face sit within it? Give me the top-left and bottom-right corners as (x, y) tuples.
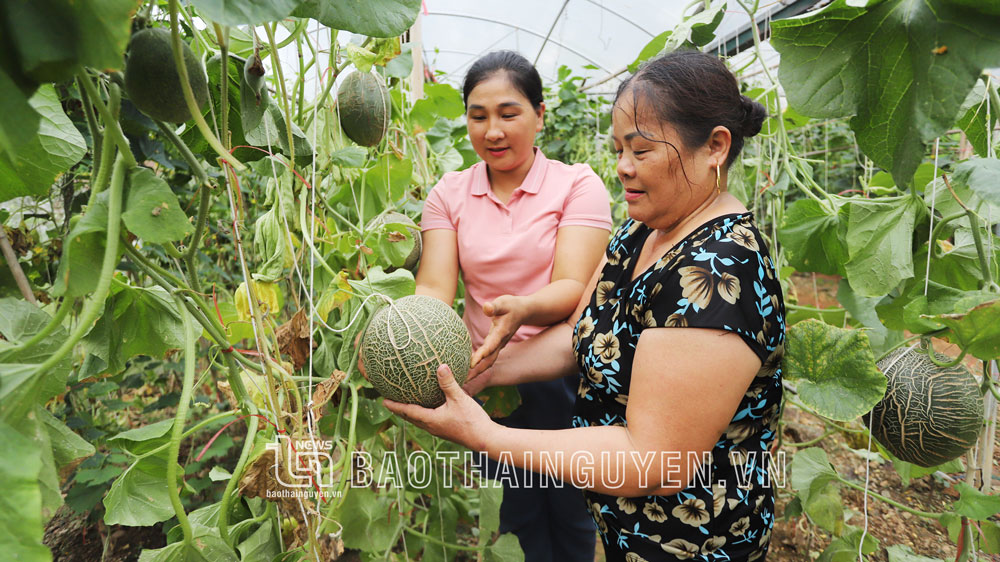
(466, 73), (544, 178)
(611, 92), (717, 230)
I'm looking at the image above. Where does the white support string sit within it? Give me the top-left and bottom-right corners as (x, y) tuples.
(925, 138), (940, 297)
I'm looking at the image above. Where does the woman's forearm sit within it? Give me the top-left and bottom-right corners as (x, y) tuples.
(486, 321), (579, 386)
(479, 423), (697, 497)
(518, 278), (585, 327)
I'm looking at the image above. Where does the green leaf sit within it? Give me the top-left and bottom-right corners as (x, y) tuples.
(0, 299), (73, 423)
(790, 448), (839, 502)
(478, 385), (522, 419)
(836, 280), (901, 357)
(0, 68), (40, 159)
(348, 266), (415, 304)
(292, 0), (420, 38)
(339, 487), (402, 552)
(184, 54), (264, 164)
(779, 198), (848, 277)
(108, 418), (175, 455)
(0, 84), (87, 203)
(771, 0), (1000, 185)
(123, 168), (193, 244)
(953, 482), (1000, 520)
(844, 196), (921, 297)
(423, 496), (459, 562)
(363, 154), (412, 209)
(802, 484), (843, 534)
(38, 407), (94, 480)
(52, 191), (116, 297)
(952, 157), (1000, 208)
(188, 0), (304, 26)
(479, 480), (503, 538)
(103, 454), (178, 526)
(329, 146), (367, 168)
(956, 80), (999, 159)
(82, 283), (185, 374)
(783, 320), (887, 421)
(817, 526), (879, 562)
(926, 298), (1000, 360)
(484, 533), (525, 562)
(237, 520), (280, 561)
(886, 544), (945, 562)
(891, 454), (963, 488)
(138, 533), (239, 561)
(208, 466), (232, 482)
(0, 420), (50, 562)
(410, 83), (465, 130)
(627, 2), (725, 72)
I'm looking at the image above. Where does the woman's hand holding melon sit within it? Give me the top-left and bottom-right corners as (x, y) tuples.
(383, 364), (496, 450)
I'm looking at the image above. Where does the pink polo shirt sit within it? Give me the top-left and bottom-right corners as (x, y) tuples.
(421, 149), (612, 347)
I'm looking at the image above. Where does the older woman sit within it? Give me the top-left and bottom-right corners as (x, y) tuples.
(388, 50), (785, 562)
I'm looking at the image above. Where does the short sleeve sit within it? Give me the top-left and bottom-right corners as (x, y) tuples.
(642, 219), (783, 364)
(420, 179), (456, 231)
(559, 166), (612, 231)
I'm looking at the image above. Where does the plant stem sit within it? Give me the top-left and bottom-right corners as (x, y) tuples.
(835, 476), (944, 519)
(167, 0), (245, 171)
(34, 155), (126, 382)
(166, 295), (196, 547)
(403, 526), (481, 552)
(783, 429), (838, 448)
(76, 74), (136, 169)
(0, 226), (35, 303)
(264, 22), (296, 160)
(76, 75), (103, 176)
(929, 211), (967, 258)
(154, 119), (209, 186)
(219, 402), (259, 543)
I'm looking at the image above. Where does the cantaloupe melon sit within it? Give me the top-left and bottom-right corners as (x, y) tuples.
(124, 28), (209, 124)
(336, 71), (389, 147)
(360, 295), (470, 408)
(865, 348), (984, 467)
(367, 211), (422, 272)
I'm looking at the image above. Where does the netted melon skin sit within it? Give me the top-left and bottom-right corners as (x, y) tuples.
(866, 348), (984, 467)
(360, 295), (470, 408)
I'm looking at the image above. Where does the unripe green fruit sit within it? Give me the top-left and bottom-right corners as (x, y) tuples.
(124, 28), (209, 124)
(243, 53), (266, 96)
(337, 71), (390, 147)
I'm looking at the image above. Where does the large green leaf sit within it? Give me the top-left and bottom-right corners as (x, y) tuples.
(927, 298), (1000, 360)
(0, 84), (87, 202)
(817, 526), (879, 562)
(771, 0), (1000, 186)
(52, 191), (118, 297)
(292, 0), (421, 38)
(236, 520), (280, 561)
(783, 319), (887, 421)
(0, 420), (50, 562)
(952, 157), (1000, 208)
(956, 81), (999, 159)
(0, 299), (73, 423)
(886, 544), (944, 562)
(38, 407), (94, 480)
(790, 447), (839, 501)
(836, 279), (902, 357)
(479, 480), (503, 539)
(103, 454), (178, 526)
(485, 533), (525, 562)
(107, 418), (175, 455)
(844, 196), (922, 297)
(122, 168), (193, 244)
(138, 533), (239, 562)
(779, 197), (848, 277)
(0, 68), (40, 158)
(188, 0), (304, 26)
(627, 2), (725, 72)
(339, 487), (402, 552)
(953, 482), (1000, 521)
(82, 283), (185, 374)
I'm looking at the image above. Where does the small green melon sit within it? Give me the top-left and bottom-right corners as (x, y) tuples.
(367, 211), (422, 272)
(337, 71), (390, 147)
(360, 295), (470, 408)
(865, 348), (984, 467)
(124, 28), (209, 124)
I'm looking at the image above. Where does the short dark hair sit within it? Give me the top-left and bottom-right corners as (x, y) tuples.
(615, 50), (766, 167)
(462, 50), (544, 110)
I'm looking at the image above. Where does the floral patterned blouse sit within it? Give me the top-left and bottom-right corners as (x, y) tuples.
(571, 213), (785, 561)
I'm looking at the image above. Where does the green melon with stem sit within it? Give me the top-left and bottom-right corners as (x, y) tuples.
(864, 347), (984, 467)
(367, 211), (422, 272)
(336, 70), (390, 147)
(360, 295), (470, 408)
(124, 28), (209, 124)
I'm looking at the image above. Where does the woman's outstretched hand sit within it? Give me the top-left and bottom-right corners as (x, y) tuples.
(471, 295), (524, 372)
(383, 364), (496, 450)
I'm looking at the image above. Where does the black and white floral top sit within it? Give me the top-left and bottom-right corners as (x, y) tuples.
(571, 214), (785, 561)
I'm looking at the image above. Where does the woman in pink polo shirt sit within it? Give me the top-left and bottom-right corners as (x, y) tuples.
(416, 51), (612, 561)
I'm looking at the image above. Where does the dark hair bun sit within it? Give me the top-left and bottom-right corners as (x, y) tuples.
(739, 95), (767, 138)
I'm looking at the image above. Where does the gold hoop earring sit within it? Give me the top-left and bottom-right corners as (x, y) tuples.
(715, 166), (721, 195)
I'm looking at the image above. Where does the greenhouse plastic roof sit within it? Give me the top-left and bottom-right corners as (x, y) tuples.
(417, 0), (808, 94)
